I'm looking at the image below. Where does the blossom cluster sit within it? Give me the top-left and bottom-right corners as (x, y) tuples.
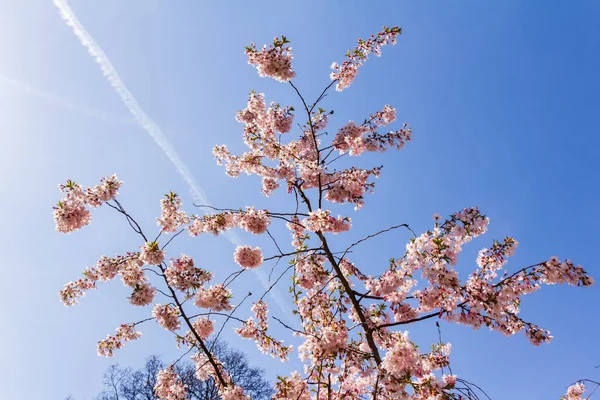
(188, 207), (271, 237)
(236, 92), (294, 142)
(221, 385), (250, 400)
(157, 191), (190, 233)
(190, 352), (249, 399)
(562, 382), (586, 400)
(165, 254), (213, 293)
(97, 324), (141, 357)
(192, 317), (215, 340)
(194, 284), (233, 311)
(245, 36), (296, 82)
(154, 368), (187, 400)
(236, 300), (291, 361)
(233, 245), (263, 269)
(53, 175), (121, 233)
(330, 26), (402, 91)
(379, 332), (455, 396)
(302, 209), (351, 234)
(215, 99), (409, 212)
(333, 105), (412, 157)
(152, 304), (181, 332)
(325, 166), (381, 209)
(140, 241), (165, 265)
(273, 372), (309, 400)
(59, 253), (157, 307)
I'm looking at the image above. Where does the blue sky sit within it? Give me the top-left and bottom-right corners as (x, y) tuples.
(0, 1), (598, 399)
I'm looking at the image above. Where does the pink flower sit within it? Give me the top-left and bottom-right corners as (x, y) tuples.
(129, 283), (156, 306)
(53, 176), (123, 233)
(246, 36), (296, 82)
(154, 368), (187, 400)
(140, 241), (165, 265)
(153, 304), (181, 332)
(294, 254), (328, 290)
(330, 26), (401, 91)
(302, 209), (351, 234)
(330, 61), (358, 92)
(236, 207), (270, 235)
(165, 255), (213, 293)
(233, 245), (263, 269)
(59, 278), (96, 307)
(157, 191), (189, 233)
(380, 105), (397, 124)
(220, 385), (250, 400)
(274, 372), (309, 400)
(86, 174), (122, 205)
(95, 256), (120, 281)
(119, 259), (146, 288)
(97, 324), (141, 357)
(194, 285), (233, 311)
(261, 176), (280, 197)
(188, 212), (237, 236)
(324, 167), (381, 210)
(381, 332), (421, 379)
(564, 382), (585, 400)
(190, 352), (214, 381)
(442, 375), (457, 388)
(53, 182), (91, 233)
(333, 108), (411, 156)
(192, 317), (214, 340)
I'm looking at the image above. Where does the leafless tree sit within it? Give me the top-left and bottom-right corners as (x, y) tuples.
(68, 341), (272, 400)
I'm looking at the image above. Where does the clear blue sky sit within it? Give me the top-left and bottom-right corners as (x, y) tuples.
(0, 1), (598, 399)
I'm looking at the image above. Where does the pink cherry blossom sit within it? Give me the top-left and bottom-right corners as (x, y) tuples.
(154, 368), (187, 400)
(97, 324), (141, 357)
(53, 198), (91, 234)
(129, 283), (156, 306)
(233, 245), (263, 269)
(220, 385), (250, 400)
(188, 212), (237, 236)
(190, 352), (214, 381)
(302, 209), (351, 234)
(236, 207), (270, 235)
(85, 174), (122, 206)
(119, 259), (146, 288)
(192, 317), (214, 340)
(139, 241), (165, 265)
(157, 191), (189, 233)
(152, 304), (181, 332)
(165, 254), (213, 293)
(194, 284), (233, 311)
(330, 26), (401, 91)
(236, 300), (290, 361)
(59, 278), (96, 307)
(245, 36), (296, 82)
(274, 372), (309, 400)
(563, 382), (586, 400)
(53, 176), (123, 233)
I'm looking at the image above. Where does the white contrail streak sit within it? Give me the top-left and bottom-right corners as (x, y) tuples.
(53, 0), (291, 316)
(0, 73), (133, 126)
(53, 0), (209, 205)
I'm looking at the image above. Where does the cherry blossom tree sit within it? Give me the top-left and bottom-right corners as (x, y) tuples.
(54, 27), (593, 399)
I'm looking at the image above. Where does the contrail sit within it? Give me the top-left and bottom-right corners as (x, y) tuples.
(53, 0), (291, 316)
(53, 0), (209, 205)
(0, 73), (134, 126)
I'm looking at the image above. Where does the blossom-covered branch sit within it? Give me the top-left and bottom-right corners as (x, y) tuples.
(54, 27), (592, 400)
